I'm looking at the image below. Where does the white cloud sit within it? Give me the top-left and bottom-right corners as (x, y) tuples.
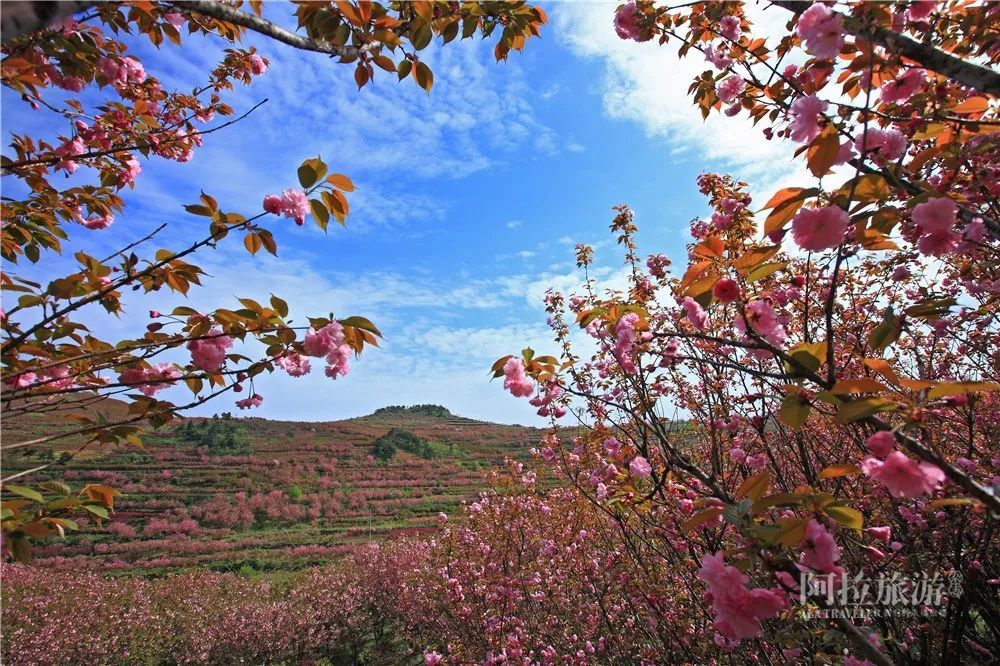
(552, 2), (802, 196)
(506, 220), (523, 229)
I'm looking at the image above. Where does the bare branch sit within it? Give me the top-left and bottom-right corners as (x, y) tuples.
(167, 0), (375, 59)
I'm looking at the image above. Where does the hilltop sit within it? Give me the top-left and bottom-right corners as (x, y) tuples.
(6, 405), (549, 575)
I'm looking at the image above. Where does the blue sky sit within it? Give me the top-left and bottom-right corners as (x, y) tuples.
(3, 2), (801, 425)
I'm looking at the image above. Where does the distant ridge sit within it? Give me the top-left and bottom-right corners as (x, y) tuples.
(370, 404), (452, 418)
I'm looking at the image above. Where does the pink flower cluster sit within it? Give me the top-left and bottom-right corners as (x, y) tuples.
(734, 300), (786, 347)
(263, 189), (311, 225)
(854, 128), (907, 162)
(96, 56), (146, 89)
(880, 68), (925, 104)
(614, 2), (649, 42)
(681, 296), (709, 329)
(503, 358), (534, 398)
(697, 552), (788, 642)
(798, 519), (844, 579)
(787, 94), (829, 143)
(612, 312), (642, 374)
(795, 3), (845, 59)
(303, 322), (352, 379)
(118, 363), (183, 397)
(713, 278), (741, 303)
(249, 54), (268, 76)
(865, 431), (896, 458)
(912, 197), (959, 256)
(187, 328), (233, 372)
(529, 381), (566, 419)
(235, 393), (264, 409)
(862, 451), (946, 498)
(716, 75), (746, 105)
(791, 205), (848, 251)
(276, 352), (312, 377)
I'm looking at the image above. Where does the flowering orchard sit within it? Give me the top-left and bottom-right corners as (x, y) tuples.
(490, 1), (999, 663)
(0, 1), (546, 560)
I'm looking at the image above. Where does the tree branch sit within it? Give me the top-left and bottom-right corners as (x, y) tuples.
(772, 0), (1000, 97)
(167, 0), (374, 59)
(0, 1), (95, 46)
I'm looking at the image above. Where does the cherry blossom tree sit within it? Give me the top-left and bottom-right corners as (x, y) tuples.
(497, 1), (999, 662)
(1, 0), (547, 561)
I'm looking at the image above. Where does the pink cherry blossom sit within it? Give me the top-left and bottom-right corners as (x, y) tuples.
(612, 312), (641, 374)
(276, 353), (312, 377)
(866, 525), (892, 544)
(713, 278), (741, 303)
(880, 68), (925, 104)
(905, 1), (936, 21)
(697, 552), (788, 641)
(250, 54), (268, 76)
(280, 189), (310, 225)
(681, 296), (709, 329)
(503, 357), (534, 398)
(262, 194), (282, 214)
(854, 128), (907, 161)
(81, 212), (115, 230)
(235, 393), (263, 409)
(118, 363), (183, 397)
(719, 16), (742, 41)
(117, 155), (142, 187)
(787, 94), (829, 143)
(913, 197), (957, 234)
(862, 451), (946, 498)
(323, 343), (352, 379)
(865, 431), (896, 459)
(735, 300), (787, 346)
(629, 455), (652, 478)
(913, 197), (960, 256)
(704, 44), (733, 69)
(7, 371), (37, 388)
(614, 2), (648, 42)
(163, 12), (185, 28)
(303, 322), (345, 357)
(262, 189), (311, 224)
(791, 205), (848, 251)
(795, 3), (845, 59)
(187, 329), (233, 372)
(716, 75), (746, 104)
(798, 519), (844, 578)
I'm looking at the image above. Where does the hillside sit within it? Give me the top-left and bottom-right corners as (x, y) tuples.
(3, 405), (549, 575)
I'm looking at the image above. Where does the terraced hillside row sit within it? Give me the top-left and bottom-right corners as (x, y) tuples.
(2, 405), (547, 575)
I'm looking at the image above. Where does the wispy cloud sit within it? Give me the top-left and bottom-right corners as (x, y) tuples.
(553, 2), (802, 195)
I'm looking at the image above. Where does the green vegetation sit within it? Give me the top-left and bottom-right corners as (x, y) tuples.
(372, 404), (451, 418)
(176, 414), (253, 456)
(371, 428), (454, 460)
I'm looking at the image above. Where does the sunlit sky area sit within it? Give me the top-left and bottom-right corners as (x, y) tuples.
(3, 2), (804, 424)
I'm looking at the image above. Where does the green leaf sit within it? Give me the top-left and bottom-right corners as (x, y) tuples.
(338, 316), (382, 337)
(4, 485), (43, 503)
(82, 504), (109, 519)
(779, 394), (810, 428)
(835, 398), (895, 424)
(868, 308), (903, 351)
(37, 481), (71, 496)
(411, 20), (432, 50)
(825, 504), (864, 531)
(397, 59), (412, 80)
(297, 162), (318, 188)
(310, 199), (329, 231)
